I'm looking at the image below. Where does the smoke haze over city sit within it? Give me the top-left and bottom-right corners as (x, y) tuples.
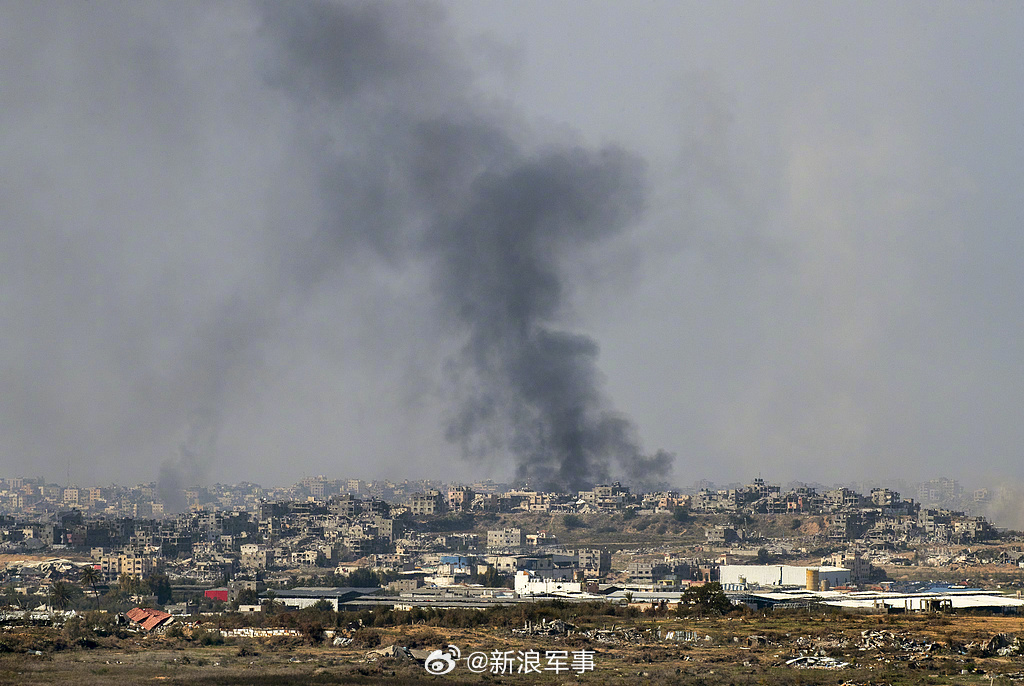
(1, 1), (1023, 493)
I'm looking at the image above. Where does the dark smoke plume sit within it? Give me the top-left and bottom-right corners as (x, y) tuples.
(256, 1), (674, 491)
(425, 144), (673, 490)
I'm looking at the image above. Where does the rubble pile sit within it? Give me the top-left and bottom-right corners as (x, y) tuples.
(509, 620), (667, 645)
(855, 629), (939, 654)
(968, 632), (1022, 657)
(580, 626), (656, 645)
(662, 629), (714, 644)
(364, 644), (415, 663)
(511, 618), (575, 636)
(785, 655), (852, 669)
(793, 634), (851, 652)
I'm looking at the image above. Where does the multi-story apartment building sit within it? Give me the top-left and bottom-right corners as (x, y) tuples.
(487, 527), (524, 551)
(407, 490), (444, 516)
(447, 486), (474, 511)
(577, 548), (611, 575)
(240, 543), (274, 570)
(99, 553), (158, 582)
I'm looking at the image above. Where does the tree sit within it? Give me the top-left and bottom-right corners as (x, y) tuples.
(4, 585), (23, 609)
(80, 566), (102, 609)
(145, 572), (173, 605)
(755, 548), (775, 565)
(235, 588), (260, 606)
(263, 589), (281, 614)
(299, 619), (324, 644)
(679, 582), (732, 616)
(118, 573), (142, 597)
(344, 568), (381, 588)
(49, 581), (73, 611)
(728, 513), (753, 527)
(563, 514), (586, 529)
(672, 507), (692, 524)
(311, 598), (334, 613)
(477, 566), (511, 588)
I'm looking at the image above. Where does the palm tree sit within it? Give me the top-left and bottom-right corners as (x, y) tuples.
(80, 566), (101, 609)
(49, 581), (73, 611)
(118, 573), (144, 599)
(263, 589), (279, 614)
(3, 585), (22, 610)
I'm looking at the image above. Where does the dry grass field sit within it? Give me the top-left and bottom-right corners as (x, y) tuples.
(4, 610), (1024, 685)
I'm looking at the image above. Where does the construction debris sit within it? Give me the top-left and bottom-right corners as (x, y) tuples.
(364, 645), (415, 663)
(581, 626), (656, 645)
(785, 655), (851, 669)
(512, 618), (575, 636)
(981, 633), (1022, 656)
(662, 629), (713, 643)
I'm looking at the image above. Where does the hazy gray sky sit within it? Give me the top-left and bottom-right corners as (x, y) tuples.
(1, 1), (1022, 490)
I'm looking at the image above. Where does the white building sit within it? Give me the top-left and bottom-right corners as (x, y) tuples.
(719, 564), (851, 589)
(514, 571), (583, 596)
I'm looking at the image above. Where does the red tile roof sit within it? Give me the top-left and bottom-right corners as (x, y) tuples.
(126, 607), (173, 631)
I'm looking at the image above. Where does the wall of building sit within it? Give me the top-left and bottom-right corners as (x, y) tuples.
(514, 571), (583, 595)
(720, 564), (851, 588)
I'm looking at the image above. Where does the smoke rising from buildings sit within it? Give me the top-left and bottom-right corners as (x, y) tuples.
(4, 1), (1023, 497)
(51, 0), (675, 505)
(423, 146), (673, 490)
(0, 0), (669, 504)
(254, 0), (674, 492)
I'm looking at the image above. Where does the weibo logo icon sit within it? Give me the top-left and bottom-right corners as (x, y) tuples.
(423, 644), (461, 675)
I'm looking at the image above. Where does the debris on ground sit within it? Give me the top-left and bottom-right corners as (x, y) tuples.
(512, 618), (576, 636)
(785, 655), (852, 669)
(364, 645), (415, 663)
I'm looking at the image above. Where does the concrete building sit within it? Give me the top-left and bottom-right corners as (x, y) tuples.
(626, 561), (669, 583)
(407, 490), (445, 516)
(447, 486), (474, 511)
(487, 528), (524, 551)
(706, 525), (738, 544)
(329, 494), (362, 517)
(99, 553), (158, 582)
(919, 509), (952, 534)
(526, 531), (557, 548)
(821, 551), (870, 583)
(871, 488), (901, 507)
(577, 548), (611, 575)
(578, 483), (628, 510)
(514, 571), (583, 596)
(240, 543), (274, 570)
(719, 564), (851, 589)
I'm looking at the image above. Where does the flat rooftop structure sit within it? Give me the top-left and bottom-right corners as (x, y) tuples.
(735, 588), (1024, 613)
(265, 587), (381, 610)
(397, 585), (535, 599)
(358, 593), (608, 611)
(273, 586), (381, 598)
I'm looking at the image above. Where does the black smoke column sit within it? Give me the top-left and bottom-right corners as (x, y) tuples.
(258, 0), (675, 491)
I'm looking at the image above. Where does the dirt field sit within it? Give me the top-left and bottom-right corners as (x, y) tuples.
(4, 611), (1024, 685)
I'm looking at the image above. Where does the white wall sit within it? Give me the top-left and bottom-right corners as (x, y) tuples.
(514, 571), (583, 595)
(720, 564), (851, 588)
